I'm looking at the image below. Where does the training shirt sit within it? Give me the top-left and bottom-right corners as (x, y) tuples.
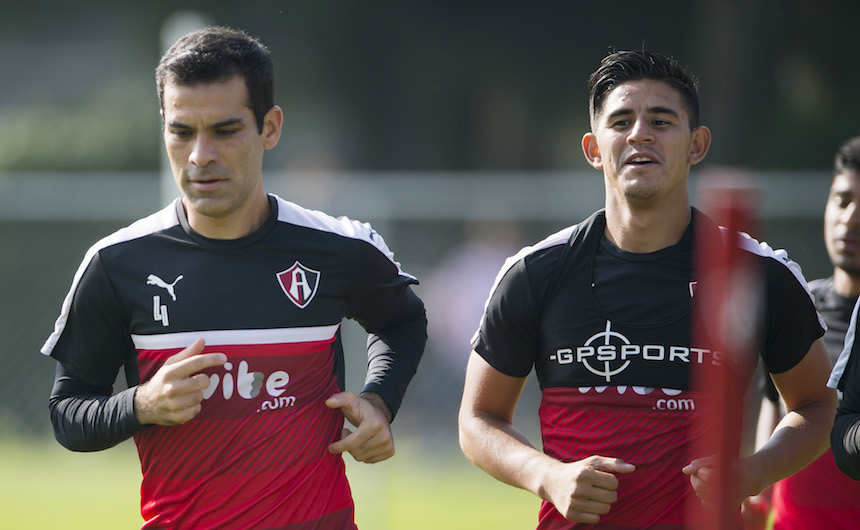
(43, 194), (427, 529)
(770, 276), (860, 530)
(472, 209), (824, 530)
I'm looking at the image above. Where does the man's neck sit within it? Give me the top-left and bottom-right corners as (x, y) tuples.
(183, 193), (271, 240)
(604, 201), (692, 253)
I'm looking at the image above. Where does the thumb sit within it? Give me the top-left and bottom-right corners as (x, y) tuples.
(325, 391), (359, 414)
(593, 456), (636, 474)
(682, 455), (717, 476)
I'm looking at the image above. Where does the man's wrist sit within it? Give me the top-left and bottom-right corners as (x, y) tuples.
(360, 391), (393, 423)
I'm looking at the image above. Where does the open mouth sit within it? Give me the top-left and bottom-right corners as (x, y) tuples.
(626, 155), (657, 166)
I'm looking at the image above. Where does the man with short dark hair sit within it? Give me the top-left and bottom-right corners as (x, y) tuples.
(42, 26), (426, 529)
(767, 135), (860, 527)
(827, 137), (860, 484)
(458, 49), (836, 529)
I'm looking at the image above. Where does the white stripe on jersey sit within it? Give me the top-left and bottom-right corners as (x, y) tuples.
(41, 201), (180, 356)
(829, 298), (860, 390)
(471, 224), (576, 345)
(131, 324), (341, 350)
(272, 195), (417, 282)
(735, 229), (817, 303)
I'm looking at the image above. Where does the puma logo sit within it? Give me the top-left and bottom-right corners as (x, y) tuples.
(147, 274), (184, 302)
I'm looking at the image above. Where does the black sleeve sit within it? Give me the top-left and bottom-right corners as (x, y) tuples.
(49, 362), (145, 451)
(45, 253), (143, 450)
(471, 258), (539, 378)
(760, 257), (826, 373)
(832, 316), (860, 479)
(832, 409), (860, 480)
(346, 237), (427, 420)
(362, 287), (427, 419)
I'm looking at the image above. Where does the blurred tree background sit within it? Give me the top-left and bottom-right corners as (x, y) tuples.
(0, 1), (857, 173)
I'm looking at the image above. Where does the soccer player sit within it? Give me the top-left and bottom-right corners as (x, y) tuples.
(746, 136), (860, 529)
(458, 49), (837, 529)
(41, 27), (427, 529)
(829, 138), (860, 483)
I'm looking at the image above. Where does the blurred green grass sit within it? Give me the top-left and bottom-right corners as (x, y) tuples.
(0, 436), (539, 529)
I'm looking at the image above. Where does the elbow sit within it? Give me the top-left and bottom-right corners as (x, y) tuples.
(49, 402), (89, 452)
(53, 430), (90, 452)
(49, 397), (111, 452)
(457, 407), (479, 463)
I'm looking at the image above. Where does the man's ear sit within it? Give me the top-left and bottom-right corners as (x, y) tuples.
(582, 132), (603, 169)
(262, 105), (284, 150)
(688, 125), (711, 165)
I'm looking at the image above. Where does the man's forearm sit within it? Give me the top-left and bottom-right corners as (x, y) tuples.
(363, 305), (427, 419)
(744, 401), (835, 494)
(49, 387), (143, 451)
(459, 409), (554, 496)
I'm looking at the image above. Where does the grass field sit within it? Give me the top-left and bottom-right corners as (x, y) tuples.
(0, 435), (540, 529)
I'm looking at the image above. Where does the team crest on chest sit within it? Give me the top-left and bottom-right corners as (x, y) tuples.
(277, 261), (321, 309)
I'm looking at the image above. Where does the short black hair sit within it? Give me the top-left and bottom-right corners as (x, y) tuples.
(834, 136), (860, 174)
(156, 26), (274, 133)
(588, 50), (700, 129)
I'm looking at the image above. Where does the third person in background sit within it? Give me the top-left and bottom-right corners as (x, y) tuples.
(749, 135), (860, 529)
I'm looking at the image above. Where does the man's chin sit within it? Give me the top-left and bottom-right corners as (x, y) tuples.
(184, 196), (232, 218)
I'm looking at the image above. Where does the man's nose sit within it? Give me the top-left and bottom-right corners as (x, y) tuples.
(189, 135), (217, 166)
(627, 118), (654, 144)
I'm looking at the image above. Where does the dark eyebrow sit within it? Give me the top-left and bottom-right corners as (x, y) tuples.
(605, 106), (682, 122)
(167, 117), (245, 130)
(212, 118), (244, 128)
(649, 106), (681, 119)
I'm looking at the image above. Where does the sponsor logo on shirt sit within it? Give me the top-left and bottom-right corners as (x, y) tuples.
(147, 273), (184, 326)
(550, 320), (721, 383)
(575, 386), (697, 411)
(202, 359), (297, 414)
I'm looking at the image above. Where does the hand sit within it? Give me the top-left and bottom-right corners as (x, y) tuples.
(134, 338), (227, 426)
(682, 455), (750, 511)
(543, 455), (636, 524)
(325, 391), (394, 463)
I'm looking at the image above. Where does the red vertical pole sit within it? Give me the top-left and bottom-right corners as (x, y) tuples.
(691, 181), (760, 529)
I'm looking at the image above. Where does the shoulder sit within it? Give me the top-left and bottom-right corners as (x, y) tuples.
(79, 201), (180, 268)
(271, 194), (412, 277)
(733, 231), (813, 292)
(273, 195), (381, 245)
(487, 212), (601, 297)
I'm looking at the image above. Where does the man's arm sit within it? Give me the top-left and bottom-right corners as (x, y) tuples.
(831, 337), (860, 478)
(51, 338), (228, 451)
(328, 285), (426, 464)
(686, 338), (837, 503)
(831, 405), (860, 479)
(458, 352), (634, 524)
(50, 362), (142, 452)
(361, 286), (427, 419)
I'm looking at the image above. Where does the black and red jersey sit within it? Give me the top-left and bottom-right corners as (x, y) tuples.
(42, 194), (426, 529)
(473, 209), (824, 529)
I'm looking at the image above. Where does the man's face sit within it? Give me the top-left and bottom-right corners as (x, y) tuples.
(582, 79), (709, 208)
(162, 75), (280, 227)
(824, 170), (860, 276)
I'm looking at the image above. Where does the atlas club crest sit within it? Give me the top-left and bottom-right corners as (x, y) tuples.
(277, 261), (320, 309)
